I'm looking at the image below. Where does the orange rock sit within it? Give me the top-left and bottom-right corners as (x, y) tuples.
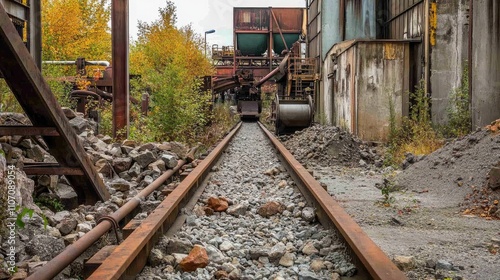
(207, 197), (229, 212)
(258, 201), (285, 218)
(179, 245), (209, 272)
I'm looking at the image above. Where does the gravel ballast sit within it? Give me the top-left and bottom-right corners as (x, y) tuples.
(139, 123), (355, 280)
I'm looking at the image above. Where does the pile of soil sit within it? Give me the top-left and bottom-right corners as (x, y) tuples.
(279, 124), (381, 168)
(395, 127), (500, 219)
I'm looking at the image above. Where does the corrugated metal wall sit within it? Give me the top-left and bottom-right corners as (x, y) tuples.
(379, 0), (424, 39)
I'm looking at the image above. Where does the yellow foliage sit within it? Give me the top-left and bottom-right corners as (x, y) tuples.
(42, 0), (111, 61)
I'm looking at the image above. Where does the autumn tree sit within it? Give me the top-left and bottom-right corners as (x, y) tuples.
(42, 0), (111, 61)
(129, 1), (214, 142)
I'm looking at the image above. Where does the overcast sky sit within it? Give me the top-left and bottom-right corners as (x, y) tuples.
(129, 0), (306, 47)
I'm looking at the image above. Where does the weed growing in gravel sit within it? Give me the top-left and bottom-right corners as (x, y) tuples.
(385, 80), (443, 167)
(378, 174), (397, 207)
(35, 196), (65, 212)
(441, 64), (471, 137)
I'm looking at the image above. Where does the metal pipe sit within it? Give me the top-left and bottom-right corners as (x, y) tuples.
(255, 52), (291, 88)
(255, 65), (281, 88)
(26, 158), (187, 280)
(42, 61), (110, 67)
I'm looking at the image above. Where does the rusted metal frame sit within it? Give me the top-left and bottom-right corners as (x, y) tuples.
(111, 0), (129, 139)
(0, 4), (110, 204)
(0, 126), (59, 136)
(384, 0), (423, 25)
(26, 159), (187, 280)
(87, 122), (242, 279)
(23, 165), (84, 176)
(258, 122), (408, 280)
(271, 9), (289, 52)
(1, 0), (29, 21)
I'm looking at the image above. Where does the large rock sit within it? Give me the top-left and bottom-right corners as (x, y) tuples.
(131, 151), (156, 168)
(109, 178), (131, 192)
(113, 157), (133, 174)
(161, 153), (178, 169)
(148, 160), (166, 173)
(128, 162), (142, 177)
(25, 235), (65, 261)
(170, 142), (188, 159)
(69, 117), (91, 134)
(166, 238), (193, 254)
(301, 207), (316, 222)
(26, 145), (46, 162)
(258, 201), (285, 218)
(138, 143), (156, 152)
(207, 197), (229, 212)
(56, 217), (77, 235)
(279, 252), (295, 267)
(205, 244), (226, 264)
(393, 255), (416, 271)
(121, 139), (137, 148)
(179, 245), (209, 272)
(95, 158), (113, 177)
(55, 184), (78, 209)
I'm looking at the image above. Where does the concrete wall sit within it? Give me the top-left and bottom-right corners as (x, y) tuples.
(356, 42), (409, 141)
(324, 41), (409, 142)
(430, 0), (470, 125)
(472, 0), (500, 126)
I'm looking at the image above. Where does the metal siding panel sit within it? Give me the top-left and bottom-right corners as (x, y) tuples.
(271, 8), (304, 32)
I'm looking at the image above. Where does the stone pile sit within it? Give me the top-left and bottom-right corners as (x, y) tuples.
(279, 124), (381, 168)
(138, 123), (356, 280)
(0, 110), (192, 279)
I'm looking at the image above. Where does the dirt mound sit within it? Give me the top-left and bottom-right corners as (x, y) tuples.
(395, 128), (500, 219)
(279, 124), (380, 168)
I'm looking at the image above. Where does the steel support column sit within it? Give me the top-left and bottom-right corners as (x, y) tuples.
(0, 4), (110, 204)
(112, 0), (129, 139)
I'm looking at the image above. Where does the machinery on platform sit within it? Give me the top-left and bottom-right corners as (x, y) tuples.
(255, 42), (317, 134)
(205, 6), (317, 133)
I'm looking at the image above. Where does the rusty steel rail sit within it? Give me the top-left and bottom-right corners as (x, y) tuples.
(86, 122), (242, 279)
(258, 122), (407, 280)
(26, 157), (189, 280)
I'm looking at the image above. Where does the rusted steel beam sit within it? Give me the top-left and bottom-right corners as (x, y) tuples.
(0, 126), (59, 136)
(0, 4), (110, 204)
(26, 159), (187, 280)
(1, 0), (29, 21)
(258, 122), (408, 280)
(23, 166), (84, 176)
(111, 0), (129, 139)
(87, 123), (242, 280)
(271, 9), (289, 52)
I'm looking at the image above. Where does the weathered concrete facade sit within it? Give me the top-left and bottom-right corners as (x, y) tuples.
(471, 0), (500, 127)
(309, 0), (499, 141)
(429, 0), (470, 125)
(323, 41), (410, 142)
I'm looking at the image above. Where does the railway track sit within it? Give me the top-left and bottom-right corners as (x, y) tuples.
(28, 122), (407, 280)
